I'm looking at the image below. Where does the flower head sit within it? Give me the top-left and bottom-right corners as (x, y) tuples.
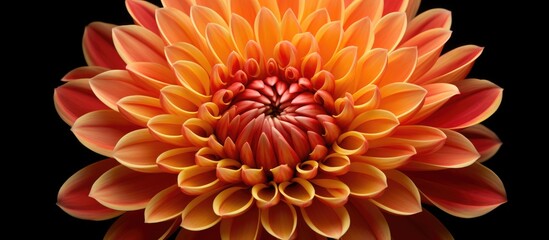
(55, 0), (506, 239)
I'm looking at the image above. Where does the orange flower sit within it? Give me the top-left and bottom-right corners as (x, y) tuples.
(55, 0), (506, 239)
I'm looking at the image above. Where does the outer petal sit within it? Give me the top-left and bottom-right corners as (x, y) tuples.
(338, 162), (387, 198)
(300, 199), (350, 239)
(370, 125), (446, 154)
(161, 0), (194, 14)
(261, 201), (297, 240)
(420, 79), (503, 129)
(89, 70), (152, 110)
(351, 144), (416, 170)
(145, 185), (194, 223)
(113, 129), (176, 172)
(147, 114), (187, 146)
(342, 199), (390, 240)
(126, 0), (160, 35)
(57, 158), (123, 220)
(127, 62), (178, 90)
(349, 109), (399, 140)
(370, 170), (421, 215)
(378, 82), (426, 122)
(382, 0), (408, 15)
(407, 163), (507, 218)
(176, 224), (221, 240)
(54, 79), (109, 125)
(90, 165), (176, 211)
(181, 189), (222, 231)
(343, 0), (383, 29)
(117, 95), (165, 127)
(82, 22), (126, 69)
(373, 12), (407, 52)
(407, 83), (460, 123)
(112, 25), (167, 65)
(213, 187), (254, 217)
(376, 47), (417, 87)
(156, 7), (206, 49)
(220, 207), (261, 240)
(401, 129), (479, 171)
(62, 66), (109, 81)
(384, 209), (453, 240)
(105, 210), (180, 240)
(72, 110), (139, 157)
(459, 124), (502, 162)
(402, 8), (452, 43)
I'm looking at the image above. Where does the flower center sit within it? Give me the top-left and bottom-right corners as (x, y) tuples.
(214, 75), (331, 172)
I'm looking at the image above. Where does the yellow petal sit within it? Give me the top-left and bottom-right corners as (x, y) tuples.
(156, 8), (208, 51)
(338, 162), (387, 198)
(216, 159), (242, 183)
(349, 109), (399, 140)
(261, 201), (297, 240)
(213, 187), (254, 217)
(352, 84), (380, 114)
(147, 114), (187, 146)
(206, 23), (237, 63)
(332, 131), (369, 156)
(378, 82), (426, 122)
(145, 185), (193, 223)
(117, 95), (165, 127)
(351, 143), (416, 170)
(296, 160), (319, 180)
(181, 189), (222, 231)
(319, 153), (351, 176)
(370, 170), (421, 215)
(159, 85), (206, 118)
(369, 125), (446, 154)
(126, 62), (178, 90)
(173, 60), (211, 97)
(300, 199), (351, 239)
(113, 129), (175, 172)
(310, 178), (350, 207)
(279, 178), (315, 207)
(327, 46), (358, 97)
(178, 165), (224, 195)
(190, 5), (228, 37)
(252, 181), (280, 209)
(157, 147), (199, 173)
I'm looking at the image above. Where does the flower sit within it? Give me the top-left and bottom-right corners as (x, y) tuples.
(54, 0), (506, 239)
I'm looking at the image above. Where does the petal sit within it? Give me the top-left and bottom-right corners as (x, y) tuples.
(407, 83), (460, 123)
(164, 42), (213, 76)
(90, 70), (152, 110)
(113, 129), (175, 172)
(156, 7), (206, 48)
(230, 13), (256, 55)
(252, 181), (281, 209)
(301, 9), (330, 35)
(342, 199), (390, 240)
(382, 0), (408, 15)
(182, 118), (214, 147)
(62, 66), (109, 81)
(82, 22), (126, 69)
(408, 162), (507, 218)
(280, 9), (301, 41)
(112, 25), (166, 65)
(354, 48), (388, 91)
(376, 47), (418, 87)
(349, 109), (399, 140)
(230, 0), (261, 26)
(105, 211), (180, 240)
(127, 62), (178, 90)
(328, 46), (358, 97)
(57, 158), (123, 220)
(342, 17), (373, 56)
(405, 0), (421, 20)
(145, 185), (193, 223)
(319, 153), (351, 176)
(181, 189), (222, 231)
(206, 23), (237, 63)
(351, 84), (380, 115)
(279, 178), (315, 207)
(371, 125), (446, 154)
(402, 129), (479, 171)
(54, 79), (109, 125)
(384, 209), (453, 240)
(160, 85), (206, 118)
(173, 60), (211, 97)
(315, 21), (342, 64)
(373, 12), (407, 52)
(161, 0), (195, 14)
(178, 165), (224, 195)
(196, 0), (230, 23)
(413, 45), (483, 85)
(370, 170), (421, 215)
(255, 7), (281, 59)
(402, 9), (452, 43)
(310, 178), (351, 207)
(351, 144), (416, 170)
(126, 0), (160, 34)
(90, 165), (176, 211)
(332, 131), (369, 156)
(157, 147), (199, 173)
(213, 187), (254, 217)
(459, 124), (502, 162)
(338, 162), (387, 198)
(220, 206), (261, 240)
(379, 82), (426, 122)
(72, 110), (139, 157)
(117, 95), (165, 127)
(401, 29), (452, 81)
(420, 79), (503, 129)
(317, 0), (344, 21)
(261, 201), (297, 239)
(343, 0), (383, 29)
(147, 114), (187, 146)
(301, 199), (350, 239)
(191, 5), (229, 37)
(176, 224), (221, 240)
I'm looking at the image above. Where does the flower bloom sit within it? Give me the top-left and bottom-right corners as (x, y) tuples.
(55, 0), (506, 239)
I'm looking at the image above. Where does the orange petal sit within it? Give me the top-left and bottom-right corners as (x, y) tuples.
(159, 85), (205, 118)
(216, 159), (242, 183)
(279, 178), (315, 207)
(342, 199), (390, 240)
(328, 46), (358, 97)
(72, 110), (138, 157)
(407, 83), (460, 123)
(196, 0), (230, 23)
(382, 0), (408, 15)
(113, 129), (175, 172)
(190, 5), (228, 37)
(145, 185), (193, 223)
(349, 109), (399, 140)
(332, 131), (369, 156)
(241, 165), (268, 186)
(196, 146), (222, 167)
(379, 82), (426, 122)
(147, 114), (187, 146)
(277, 0), (300, 18)
(90, 165), (175, 211)
(338, 162), (387, 198)
(402, 8), (452, 43)
(57, 158), (123, 220)
(54, 79), (109, 125)
(127, 62), (178, 90)
(319, 153), (351, 176)
(413, 45), (483, 85)
(343, 0), (383, 29)
(161, 0), (195, 14)
(62, 66), (109, 81)
(182, 118), (214, 147)
(230, 0), (261, 26)
(370, 125), (445, 154)
(310, 178), (350, 207)
(176, 223), (221, 240)
(301, 199), (350, 239)
(270, 164), (294, 183)
(315, 21), (342, 64)
(402, 129), (479, 171)
(178, 165), (224, 195)
(117, 95), (165, 127)
(181, 189), (222, 231)
(255, 7), (281, 59)
(373, 12), (406, 52)
(354, 48), (387, 91)
(156, 7), (206, 50)
(401, 29), (452, 81)
(281, 9), (302, 41)
(230, 13), (255, 55)
(384, 208), (453, 239)
(220, 206), (261, 240)
(459, 124), (501, 162)
(370, 170), (421, 215)
(213, 187), (254, 217)
(420, 79), (503, 129)
(82, 22), (126, 69)
(353, 143), (416, 170)
(342, 17), (373, 56)
(166, 42), (213, 74)
(252, 181), (280, 209)
(261, 201), (297, 239)
(126, 0), (160, 35)
(317, 0), (344, 21)
(301, 9), (330, 35)
(105, 211), (180, 240)
(292, 33), (319, 64)
(206, 23), (237, 63)
(112, 25), (166, 65)
(405, 0), (421, 20)
(408, 162), (507, 218)
(376, 47), (418, 87)
(90, 70), (152, 110)
(173, 60), (211, 97)
(157, 147), (199, 173)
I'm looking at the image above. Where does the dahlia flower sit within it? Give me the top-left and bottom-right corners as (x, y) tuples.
(54, 0), (506, 239)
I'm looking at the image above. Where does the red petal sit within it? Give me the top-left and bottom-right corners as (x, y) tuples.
(342, 199), (390, 240)
(300, 199), (350, 239)
(459, 124), (502, 162)
(220, 206), (261, 240)
(370, 170), (421, 215)
(83, 22), (126, 69)
(54, 79), (109, 125)
(126, 0), (160, 35)
(384, 209), (453, 240)
(104, 210), (180, 240)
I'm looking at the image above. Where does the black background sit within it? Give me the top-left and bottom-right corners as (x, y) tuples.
(15, 0), (540, 239)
